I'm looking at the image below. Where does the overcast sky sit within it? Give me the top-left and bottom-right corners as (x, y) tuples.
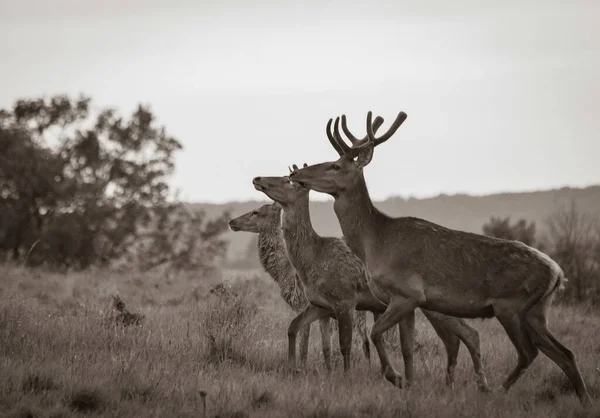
(1, 0), (598, 203)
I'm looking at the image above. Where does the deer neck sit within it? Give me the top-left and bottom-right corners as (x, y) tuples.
(333, 173), (386, 262)
(257, 223), (293, 284)
(280, 196), (319, 269)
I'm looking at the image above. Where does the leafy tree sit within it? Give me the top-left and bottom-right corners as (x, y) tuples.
(0, 122), (67, 260)
(0, 94), (229, 271)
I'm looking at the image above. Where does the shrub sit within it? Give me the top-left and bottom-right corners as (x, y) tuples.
(202, 281), (260, 364)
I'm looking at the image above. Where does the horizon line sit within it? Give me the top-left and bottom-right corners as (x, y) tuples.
(185, 183), (600, 206)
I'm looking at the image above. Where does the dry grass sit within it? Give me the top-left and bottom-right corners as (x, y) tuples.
(1, 263), (599, 417)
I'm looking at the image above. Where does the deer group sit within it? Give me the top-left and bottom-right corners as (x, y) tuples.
(229, 110), (592, 407)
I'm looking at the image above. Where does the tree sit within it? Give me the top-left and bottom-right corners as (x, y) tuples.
(544, 201), (600, 304)
(130, 203), (231, 275)
(482, 216), (538, 247)
(0, 95), (229, 271)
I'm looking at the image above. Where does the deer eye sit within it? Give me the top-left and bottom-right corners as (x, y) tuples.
(251, 211), (258, 216)
(330, 164), (340, 171)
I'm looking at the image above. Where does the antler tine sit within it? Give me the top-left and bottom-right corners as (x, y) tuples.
(331, 114), (386, 158)
(372, 116), (385, 135)
(365, 111), (375, 144)
(333, 117), (359, 158)
(332, 117), (355, 156)
(376, 111), (407, 144)
(340, 115), (364, 145)
(340, 115), (385, 145)
(339, 114), (387, 155)
(328, 114), (387, 158)
(366, 111), (408, 146)
(326, 118), (346, 157)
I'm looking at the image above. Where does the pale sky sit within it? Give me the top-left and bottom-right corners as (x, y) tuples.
(1, 0), (598, 203)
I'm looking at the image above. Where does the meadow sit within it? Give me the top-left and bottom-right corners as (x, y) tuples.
(1, 264), (599, 418)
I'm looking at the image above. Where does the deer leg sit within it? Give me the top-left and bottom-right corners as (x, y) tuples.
(495, 311), (539, 391)
(422, 311), (459, 387)
(424, 310), (490, 392)
(373, 311), (399, 349)
(372, 312), (384, 344)
(398, 310), (416, 386)
(525, 304), (592, 407)
(336, 308), (354, 372)
(454, 321), (489, 392)
(288, 305), (332, 370)
(355, 311), (371, 362)
(318, 317), (332, 372)
(371, 297), (419, 388)
(298, 323), (311, 367)
(394, 322), (402, 348)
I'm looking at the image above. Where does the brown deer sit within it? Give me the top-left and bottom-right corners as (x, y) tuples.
(289, 111), (592, 407)
(252, 172), (390, 372)
(228, 203), (372, 370)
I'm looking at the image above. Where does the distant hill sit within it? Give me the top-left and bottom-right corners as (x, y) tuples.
(187, 185), (600, 263)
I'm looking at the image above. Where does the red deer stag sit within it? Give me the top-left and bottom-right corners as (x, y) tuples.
(289, 111), (592, 407)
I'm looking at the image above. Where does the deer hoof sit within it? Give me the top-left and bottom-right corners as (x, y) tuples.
(384, 369), (403, 388)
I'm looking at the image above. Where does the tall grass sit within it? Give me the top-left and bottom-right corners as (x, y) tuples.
(0, 264), (599, 417)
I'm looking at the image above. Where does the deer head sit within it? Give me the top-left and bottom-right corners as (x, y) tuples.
(289, 111), (407, 196)
(253, 164), (309, 206)
(228, 203), (281, 233)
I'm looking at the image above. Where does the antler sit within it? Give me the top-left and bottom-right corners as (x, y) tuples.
(326, 118), (346, 156)
(327, 113), (392, 158)
(289, 163), (308, 175)
(327, 116), (384, 158)
(365, 110), (407, 147)
(340, 114), (383, 146)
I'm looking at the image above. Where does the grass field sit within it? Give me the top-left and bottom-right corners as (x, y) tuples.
(1, 264), (599, 417)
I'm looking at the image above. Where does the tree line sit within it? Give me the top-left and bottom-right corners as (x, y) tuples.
(0, 95), (230, 273)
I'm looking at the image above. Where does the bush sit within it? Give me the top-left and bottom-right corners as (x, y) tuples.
(202, 281), (260, 364)
(544, 201), (600, 305)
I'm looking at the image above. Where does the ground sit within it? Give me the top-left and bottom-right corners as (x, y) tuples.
(1, 264), (599, 417)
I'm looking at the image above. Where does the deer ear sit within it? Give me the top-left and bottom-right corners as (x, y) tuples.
(303, 163), (308, 168)
(356, 143), (374, 169)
